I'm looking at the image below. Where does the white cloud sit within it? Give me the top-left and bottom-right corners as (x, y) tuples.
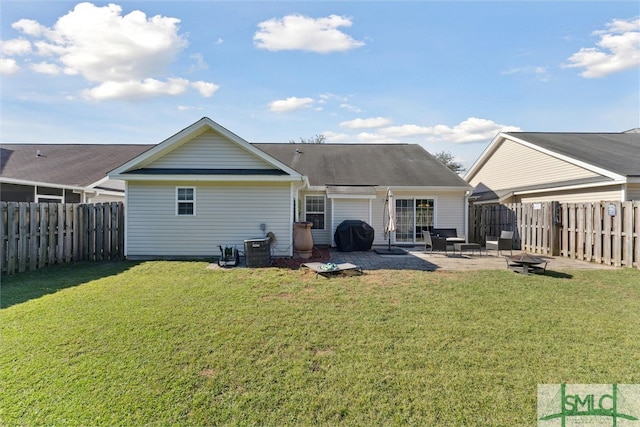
(0, 58), (20, 74)
(563, 17), (640, 78)
(254, 14), (365, 53)
(178, 105), (204, 111)
(12, 19), (48, 37)
(340, 117), (392, 129)
(269, 96), (315, 112)
(188, 53), (208, 72)
(31, 61), (63, 75)
(380, 124), (433, 137)
(424, 117), (521, 144)
(83, 77), (190, 101)
(1, 38), (32, 55)
(340, 103), (363, 113)
(500, 65), (551, 82)
(10, 2), (219, 100)
(191, 81), (219, 97)
(323, 130), (351, 142)
(356, 132), (399, 143)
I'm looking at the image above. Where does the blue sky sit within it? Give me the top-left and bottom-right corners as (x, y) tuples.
(1, 1), (639, 170)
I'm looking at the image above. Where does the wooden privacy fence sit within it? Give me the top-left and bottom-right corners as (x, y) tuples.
(469, 201), (640, 269)
(1, 202), (125, 275)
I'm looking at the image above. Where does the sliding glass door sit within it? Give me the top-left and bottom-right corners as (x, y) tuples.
(395, 198), (434, 243)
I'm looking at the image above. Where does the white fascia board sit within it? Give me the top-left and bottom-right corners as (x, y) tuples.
(383, 185), (473, 192)
(88, 189), (125, 197)
(504, 134), (627, 181)
(512, 179), (625, 195)
(109, 117), (303, 180)
(0, 177), (86, 192)
(113, 174), (304, 182)
(327, 194), (376, 199)
(87, 176), (126, 191)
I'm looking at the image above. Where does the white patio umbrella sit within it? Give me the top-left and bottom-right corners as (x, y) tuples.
(384, 188), (396, 251)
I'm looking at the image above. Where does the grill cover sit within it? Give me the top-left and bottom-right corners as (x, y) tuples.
(334, 220), (375, 252)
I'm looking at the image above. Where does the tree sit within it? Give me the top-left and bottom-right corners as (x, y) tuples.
(289, 134), (326, 144)
(434, 151), (465, 174)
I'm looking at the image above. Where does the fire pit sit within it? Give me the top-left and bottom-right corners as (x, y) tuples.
(506, 253), (548, 275)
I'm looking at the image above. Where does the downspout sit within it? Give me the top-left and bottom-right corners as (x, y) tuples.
(124, 181), (129, 258)
(464, 190), (471, 243)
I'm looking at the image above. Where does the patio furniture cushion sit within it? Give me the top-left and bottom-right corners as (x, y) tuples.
(431, 228), (459, 239)
(486, 230), (514, 255)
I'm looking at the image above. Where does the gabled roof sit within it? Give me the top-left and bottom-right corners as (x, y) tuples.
(465, 132), (640, 181)
(1, 144), (152, 188)
(505, 132), (640, 177)
(254, 143), (471, 189)
(110, 117), (303, 181)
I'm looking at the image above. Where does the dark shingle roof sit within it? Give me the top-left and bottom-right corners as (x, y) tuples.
(505, 132), (640, 177)
(1, 144), (152, 187)
(253, 143), (470, 187)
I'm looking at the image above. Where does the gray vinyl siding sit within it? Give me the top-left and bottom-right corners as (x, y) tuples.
(146, 130), (273, 169)
(626, 183), (640, 201)
(468, 139), (601, 191)
(126, 181), (293, 258)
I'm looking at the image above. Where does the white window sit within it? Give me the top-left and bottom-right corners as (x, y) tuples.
(176, 187), (195, 216)
(305, 195), (325, 229)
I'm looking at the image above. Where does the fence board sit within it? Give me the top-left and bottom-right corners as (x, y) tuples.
(635, 202), (640, 269)
(65, 204), (73, 262)
(18, 203), (28, 273)
(585, 203), (593, 262)
(1, 202), (125, 275)
(0, 202), (5, 275)
(469, 200), (639, 270)
(623, 201), (634, 267)
(7, 202), (17, 274)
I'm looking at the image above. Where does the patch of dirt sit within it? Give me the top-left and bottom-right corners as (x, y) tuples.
(271, 247), (331, 269)
(199, 368), (218, 378)
(313, 347), (334, 357)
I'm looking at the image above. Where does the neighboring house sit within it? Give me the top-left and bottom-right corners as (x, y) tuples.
(464, 131), (640, 204)
(109, 117), (472, 259)
(1, 144), (152, 203)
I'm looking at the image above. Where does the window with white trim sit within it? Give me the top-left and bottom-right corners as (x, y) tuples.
(176, 187), (195, 216)
(305, 195), (325, 229)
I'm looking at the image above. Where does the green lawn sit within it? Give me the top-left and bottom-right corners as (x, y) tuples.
(1, 262), (639, 426)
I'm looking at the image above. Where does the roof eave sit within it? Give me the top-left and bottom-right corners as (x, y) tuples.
(0, 177), (88, 192)
(110, 173), (304, 182)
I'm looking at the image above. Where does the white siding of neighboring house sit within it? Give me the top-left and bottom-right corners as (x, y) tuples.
(517, 185), (624, 203)
(146, 129), (273, 170)
(330, 198), (372, 246)
(468, 139), (602, 191)
(126, 181), (293, 258)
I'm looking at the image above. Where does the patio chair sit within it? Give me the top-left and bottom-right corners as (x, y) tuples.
(423, 231), (448, 255)
(486, 230), (513, 256)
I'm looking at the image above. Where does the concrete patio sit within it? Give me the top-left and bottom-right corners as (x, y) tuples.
(328, 246), (617, 272)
